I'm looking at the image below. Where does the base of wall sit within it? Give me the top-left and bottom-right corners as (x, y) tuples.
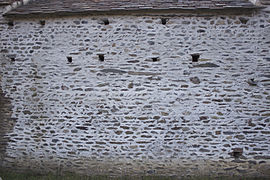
(1, 156), (270, 178)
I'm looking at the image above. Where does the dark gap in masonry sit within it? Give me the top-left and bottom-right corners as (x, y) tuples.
(191, 53), (200, 62)
(161, 18), (167, 25)
(152, 57), (159, 62)
(98, 54), (105, 61)
(231, 148), (243, 159)
(102, 18), (109, 25)
(67, 56), (72, 63)
(40, 20), (45, 26)
(8, 21), (14, 26)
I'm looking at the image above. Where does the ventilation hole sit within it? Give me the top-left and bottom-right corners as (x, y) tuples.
(191, 53), (200, 62)
(67, 56), (72, 63)
(231, 148), (243, 158)
(102, 18), (109, 25)
(40, 20), (45, 26)
(10, 57), (15, 61)
(98, 54), (105, 61)
(161, 18), (167, 25)
(152, 57), (159, 62)
(8, 21), (14, 26)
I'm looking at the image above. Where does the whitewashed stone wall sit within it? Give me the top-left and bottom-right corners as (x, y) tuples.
(0, 9), (270, 178)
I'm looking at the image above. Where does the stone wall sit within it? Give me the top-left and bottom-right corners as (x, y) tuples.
(0, 7), (270, 178)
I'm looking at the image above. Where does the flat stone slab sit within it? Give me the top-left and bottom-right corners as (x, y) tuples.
(193, 62), (220, 68)
(100, 69), (127, 74)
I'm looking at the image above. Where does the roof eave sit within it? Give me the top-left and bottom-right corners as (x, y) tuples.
(3, 6), (263, 19)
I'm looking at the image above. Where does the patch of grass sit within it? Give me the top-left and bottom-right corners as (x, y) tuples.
(0, 170), (90, 180)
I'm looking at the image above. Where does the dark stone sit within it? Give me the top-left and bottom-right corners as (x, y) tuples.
(262, 74), (270, 78)
(71, 129), (78, 133)
(182, 21), (190, 25)
(254, 156), (270, 160)
(223, 131), (234, 135)
(0, 49), (9, 53)
(248, 160), (257, 165)
(199, 148), (210, 152)
(100, 69), (127, 74)
(264, 57), (270, 62)
(171, 126), (181, 130)
(23, 110), (32, 115)
(148, 41), (155, 45)
(52, 139), (58, 143)
(224, 167), (236, 171)
(235, 135), (245, 140)
(197, 29), (206, 33)
(127, 60), (140, 63)
(128, 83), (134, 88)
(193, 63), (220, 68)
(232, 159), (246, 163)
(76, 126), (88, 130)
(74, 68), (81, 72)
(190, 77), (200, 84)
(165, 32), (171, 37)
(147, 170), (155, 174)
(147, 33), (156, 37)
(73, 20), (80, 25)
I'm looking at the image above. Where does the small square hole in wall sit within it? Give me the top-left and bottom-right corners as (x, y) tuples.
(230, 148), (243, 159)
(40, 20), (46, 26)
(150, 56), (160, 62)
(8, 21), (14, 26)
(152, 57), (159, 62)
(161, 18), (168, 25)
(102, 18), (109, 25)
(67, 56), (72, 63)
(98, 54), (105, 61)
(190, 53), (200, 62)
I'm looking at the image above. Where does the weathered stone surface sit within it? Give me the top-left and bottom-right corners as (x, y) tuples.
(190, 77), (201, 84)
(100, 69), (127, 74)
(0, 6), (270, 178)
(0, 69), (16, 167)
(193, 63), (220, 68)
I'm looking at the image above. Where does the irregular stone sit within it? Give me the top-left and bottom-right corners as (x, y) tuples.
(193, 63), (219, 68)
(190, 77), (200, 84)
(100, 69), (127, 74)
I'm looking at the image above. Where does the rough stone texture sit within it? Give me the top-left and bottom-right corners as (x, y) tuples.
(0, 57), (16, 167)
(0, 4), (270, 178)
